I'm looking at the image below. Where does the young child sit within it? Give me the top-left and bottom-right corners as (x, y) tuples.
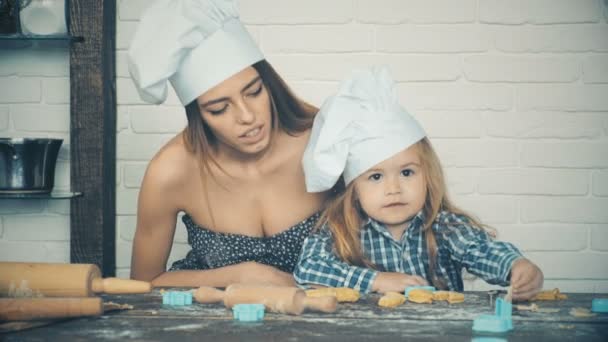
(295, 66), (543, 301)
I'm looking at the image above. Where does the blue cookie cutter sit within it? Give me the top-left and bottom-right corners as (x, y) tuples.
(591, 298), (608, 313)
(404, 285), (436, 298)
(471, 338), (508, 342)
(232, 304), (265, 322)
(472, 297), (513, 333)
(162, 290), (193, 306)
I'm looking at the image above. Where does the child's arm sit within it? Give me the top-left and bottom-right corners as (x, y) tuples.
(294, 227), (428, 294)
(293, 228), (379, 294)
(441, 213), (523, 287)
(372, 272), (429, 293)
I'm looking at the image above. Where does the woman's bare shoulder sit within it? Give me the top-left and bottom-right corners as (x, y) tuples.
(143, 133), (196, 190)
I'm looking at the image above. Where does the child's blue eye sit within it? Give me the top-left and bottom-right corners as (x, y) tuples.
(401, 169), (414, 177)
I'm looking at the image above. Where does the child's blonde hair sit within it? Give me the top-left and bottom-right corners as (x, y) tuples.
(319, 137), (490, 289)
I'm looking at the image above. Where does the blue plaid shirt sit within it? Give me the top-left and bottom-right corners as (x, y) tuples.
(294, 210), (522, 294)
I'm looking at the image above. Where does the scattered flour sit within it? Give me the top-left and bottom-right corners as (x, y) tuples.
(7, 280), (44, 298)
(163, 323), (206, 331)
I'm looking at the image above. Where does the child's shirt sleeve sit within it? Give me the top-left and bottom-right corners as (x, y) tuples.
(293, 226), (378, 293)
(439, 213), (523, 286)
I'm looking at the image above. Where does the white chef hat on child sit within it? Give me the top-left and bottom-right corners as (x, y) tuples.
(128, 0), (264, 105)
(302, 66), (427, 192)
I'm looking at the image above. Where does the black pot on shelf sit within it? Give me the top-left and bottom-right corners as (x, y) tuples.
(0, 138), (63, 194)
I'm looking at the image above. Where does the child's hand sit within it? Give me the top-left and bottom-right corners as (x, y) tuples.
(509, 258), (543, 301)
(372, 272), (428, 294)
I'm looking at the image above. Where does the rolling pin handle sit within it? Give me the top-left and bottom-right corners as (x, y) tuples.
(91, 277), (152, 294)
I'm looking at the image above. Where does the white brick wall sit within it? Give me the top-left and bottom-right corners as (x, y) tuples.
(0, 44), (71, 264)
(2, 0), (607, 292)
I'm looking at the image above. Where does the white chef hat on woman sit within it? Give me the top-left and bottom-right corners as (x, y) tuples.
(128, 0), (264, 105)
(302, 66), (426, 192)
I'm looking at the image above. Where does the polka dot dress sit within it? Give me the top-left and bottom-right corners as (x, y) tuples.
(169, 212), (320, 273)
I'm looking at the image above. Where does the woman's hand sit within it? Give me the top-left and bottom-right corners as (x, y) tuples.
(372, 272), (428, 294)
(237, 262), (296, 287)
(510, 258), (544, 301)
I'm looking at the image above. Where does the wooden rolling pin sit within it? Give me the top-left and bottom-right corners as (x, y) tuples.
(0, 298), (103, 321)
(194, 284), (338, 315)
(0, 262), (151, 297)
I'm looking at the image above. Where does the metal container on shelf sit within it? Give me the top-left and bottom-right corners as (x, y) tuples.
(0, 138), (63, 194)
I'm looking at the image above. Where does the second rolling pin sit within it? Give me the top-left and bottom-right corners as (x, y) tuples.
(0, 297), (103, 321)
(194, 284), (338, 315)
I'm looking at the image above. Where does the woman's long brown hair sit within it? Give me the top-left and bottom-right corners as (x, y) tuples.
(181, 60), (318, 228)
(182, 59), (317, 176)
(320, 138), (490, 289)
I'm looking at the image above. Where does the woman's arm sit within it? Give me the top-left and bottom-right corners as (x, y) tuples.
(130, 147), (295, 287)
(130, 152), (182, 282)
(151, 262), (295, 287)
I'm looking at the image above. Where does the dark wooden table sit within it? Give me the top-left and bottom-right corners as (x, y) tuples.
(2, 290), (607, 341)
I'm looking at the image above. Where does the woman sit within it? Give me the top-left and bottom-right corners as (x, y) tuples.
(128, 0), (327, 287)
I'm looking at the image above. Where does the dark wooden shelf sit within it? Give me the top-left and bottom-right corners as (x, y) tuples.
(0, 191), (82, 199)
(0, 34), (84, 48)
(0, 33), (83, 41)
(0, 0), (116, 276)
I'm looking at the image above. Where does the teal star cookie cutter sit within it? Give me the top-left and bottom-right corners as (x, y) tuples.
(162, 290), (193, 306)
(232, 303), (265, 322)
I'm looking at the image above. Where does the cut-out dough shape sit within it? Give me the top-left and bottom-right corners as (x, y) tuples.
(378, 292), (406, 308)
(305, 287), (360, 303)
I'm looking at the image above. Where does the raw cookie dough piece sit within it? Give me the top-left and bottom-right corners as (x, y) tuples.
(305, 287), (360, 303)
(407, 289), (433, 304)
(532, 288), (568, 301)
(447, 292), (464, 304)
(432, 291), (449, 301)
(378, 292), (406, 308)
(431, 291), (464, 304)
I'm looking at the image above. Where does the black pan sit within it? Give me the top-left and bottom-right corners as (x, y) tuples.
(0, 138), (63, 194)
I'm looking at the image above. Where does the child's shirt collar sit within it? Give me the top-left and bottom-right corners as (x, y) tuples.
(365, 210), (426, 239)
